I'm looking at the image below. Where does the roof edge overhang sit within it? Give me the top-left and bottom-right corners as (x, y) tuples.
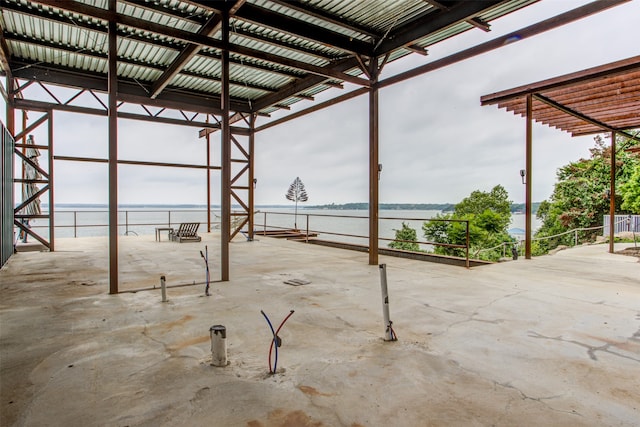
(481, 55), (640, 106)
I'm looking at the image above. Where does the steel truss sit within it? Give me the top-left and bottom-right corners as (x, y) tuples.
(12, 109), (54, 250)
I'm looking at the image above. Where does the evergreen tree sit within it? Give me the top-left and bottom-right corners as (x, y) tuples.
(285, 177), (309, 229)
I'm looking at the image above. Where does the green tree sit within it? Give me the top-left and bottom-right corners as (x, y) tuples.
(620, 165), (640, 213)
(535, 134), (639, 253)
(423, 185), (514, 261)
(388, 222), (420, 251)
(455, 185), (512, 231)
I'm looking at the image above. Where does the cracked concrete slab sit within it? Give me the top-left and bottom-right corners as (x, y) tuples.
(1, 235), (639, 426)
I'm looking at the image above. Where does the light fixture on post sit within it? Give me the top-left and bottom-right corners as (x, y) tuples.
(253, 178), (257, 189)
(378, 163), (383, 180)
(520, 169), (526, 185)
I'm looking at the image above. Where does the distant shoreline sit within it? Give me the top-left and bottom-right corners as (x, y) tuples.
(47, 202), (540, 213)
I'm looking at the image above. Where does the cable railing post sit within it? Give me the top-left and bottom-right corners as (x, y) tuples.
(126, 210), (129, 235)
(168, 210), (171, 227)
(73, 211), (77, 238)
(465, 220), (470, 269)
(306, 214), (309, 243)
(263, 211), (267, 235)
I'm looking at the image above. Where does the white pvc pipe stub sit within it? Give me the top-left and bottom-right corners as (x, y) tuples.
(160, 275), (167, 303)
(379, 264), (395, 341)
(210, 325), (228, 367)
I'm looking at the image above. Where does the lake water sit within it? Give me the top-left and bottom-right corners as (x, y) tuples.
(24, 207), (541, 248)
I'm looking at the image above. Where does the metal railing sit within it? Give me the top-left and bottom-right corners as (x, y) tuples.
(19, 208), (471, 267)
(476, 217), (634, 258)
(257, 211), (470, 268)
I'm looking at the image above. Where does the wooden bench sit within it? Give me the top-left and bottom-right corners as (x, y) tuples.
(170, 222), (202, 242)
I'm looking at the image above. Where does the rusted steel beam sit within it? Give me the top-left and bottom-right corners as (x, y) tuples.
(221, 8), (231, 281)
(1, 1), (302, 82)
(267, 0), (378, 40)
(13, 98), (250, 135)
(248, 114), (256, 241)
(609, 131), (616, 254)
(150, 13), (223, 99)
(13, 219), (50, 248)
(13, 113), (49, 142)
(10, 66), (246, 114)
(53, 155), (221, 170)
(376, 1), (502, 55)
(230, 2), (372, 55)
(13, 184), (48, 214)
(251, 57), (361, 112)
(369, 64), (380, 266)
(108, 0), (119, 294)
(6, 32), (273, 90)
(255, 87), (368, 132)
(48, 113), (55, 251)
(254, 1), (634, 130)
(206, 118), (212, 233)
(15, 148), (49, 179)
(31, 0), (369, 87)
(386, 1), (631, 90)
(525, 94), (532, 260)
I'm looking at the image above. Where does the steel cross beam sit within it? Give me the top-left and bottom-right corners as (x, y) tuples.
(26, 1), (371, 87)
(149, 0), (246, 99)
(11, 112), (54, 250)
(374, 0), (503, 55)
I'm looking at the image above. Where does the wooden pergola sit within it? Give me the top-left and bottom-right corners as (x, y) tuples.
(481, 55), (640, 258)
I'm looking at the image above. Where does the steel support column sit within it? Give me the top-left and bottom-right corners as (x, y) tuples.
(220, 7), (231, 281)
(206, 117), (211, 233)
(48, 112), (54, 251)
(248, 113), (256, 241)
(368, 65), (380, 265)
(6, 76), (14, 136)
(108, 0), (119, 294)
(525, 93), (533, 260)
(609, 131), (616, 253)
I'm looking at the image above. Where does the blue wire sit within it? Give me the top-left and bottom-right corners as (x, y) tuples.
(260, 310), (277, 373)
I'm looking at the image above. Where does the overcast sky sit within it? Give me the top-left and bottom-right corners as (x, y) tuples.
(6, 0), (639, 206)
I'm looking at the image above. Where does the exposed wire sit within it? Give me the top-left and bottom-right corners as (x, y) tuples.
(260, 310), (277, 374)
(270, 310), (295, 374)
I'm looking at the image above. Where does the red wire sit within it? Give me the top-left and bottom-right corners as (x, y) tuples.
(268, 310), (295, 373)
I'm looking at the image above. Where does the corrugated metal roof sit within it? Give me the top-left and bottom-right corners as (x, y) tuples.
(1, 0), (547, 117)
(481, 56), (640, 136)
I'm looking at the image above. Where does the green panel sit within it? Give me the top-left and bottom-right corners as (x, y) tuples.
(1, 122), (15, 268)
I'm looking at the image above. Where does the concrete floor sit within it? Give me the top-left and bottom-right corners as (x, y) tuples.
(1, 234), (639, 427)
